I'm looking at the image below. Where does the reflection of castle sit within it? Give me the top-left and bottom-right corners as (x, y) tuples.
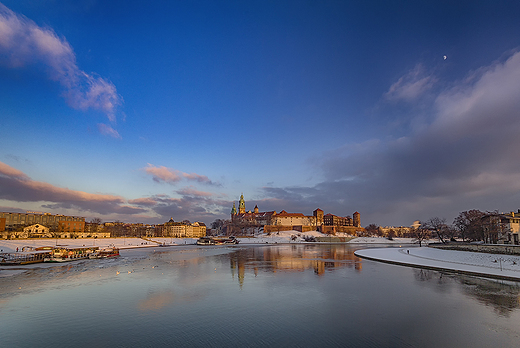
(229, 245), (363, 288)
(230, 194), (363, 234)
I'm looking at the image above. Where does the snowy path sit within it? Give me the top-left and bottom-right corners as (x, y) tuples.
(355, 247), (520, 282)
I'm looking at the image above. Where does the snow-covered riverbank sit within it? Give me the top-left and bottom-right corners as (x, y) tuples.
(0, 231), (413, 253)
(355, 247), (520, 281)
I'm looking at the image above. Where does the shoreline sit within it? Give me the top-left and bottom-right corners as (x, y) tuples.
(0, 234), (416, 253)
(355, 247), (520, 282)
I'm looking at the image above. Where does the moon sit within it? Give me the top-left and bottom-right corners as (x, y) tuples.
(443, 55), (447, 60)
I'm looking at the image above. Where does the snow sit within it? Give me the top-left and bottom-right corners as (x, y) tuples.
(347, 237), (415, 244)
(0, 233), (416, 252)
(0, 237), (199, 253)
(355, 247), (520, 281)
(4, 235), (519, 281)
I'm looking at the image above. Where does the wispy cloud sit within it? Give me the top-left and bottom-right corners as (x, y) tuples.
(97, 123), (121, 139)
(0, 4), (122, 130)
(142, 164), (216, 185)
(384, 64), (436, 102)
(176, 186), (213, 197)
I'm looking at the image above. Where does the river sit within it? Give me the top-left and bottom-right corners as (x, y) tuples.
(1, 244), (519, 347)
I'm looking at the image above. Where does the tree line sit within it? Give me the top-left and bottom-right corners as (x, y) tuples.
(366, 209), (510, 246)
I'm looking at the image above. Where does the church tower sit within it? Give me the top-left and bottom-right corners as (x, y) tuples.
(238, 194), (246, 214)
(353, 211), (361, 227)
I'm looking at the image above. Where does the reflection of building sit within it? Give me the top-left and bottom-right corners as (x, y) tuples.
(230, 195), (364, 235)
(162, 218), (207, 238)
(229, 245), (363, 288)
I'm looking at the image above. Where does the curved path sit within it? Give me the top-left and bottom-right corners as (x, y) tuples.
(355, 247), (520, 282)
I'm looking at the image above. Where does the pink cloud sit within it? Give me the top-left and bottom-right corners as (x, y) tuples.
(128, 197), (159, 206)
(0, 161), (143, 215)
(177, 186), (213, 197)
(182, 172), (213, 184)
(142, 164), (216, 185)
(0, 161), (29, 179)
(143, 164), (182, 183)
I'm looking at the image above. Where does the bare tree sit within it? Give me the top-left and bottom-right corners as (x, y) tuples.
(364, 224), (380, 236)
(411, 227), (431, 247)
(481, 211), (508, 244)
(422, 217), (449, 244)
(453, 210), (485, 241)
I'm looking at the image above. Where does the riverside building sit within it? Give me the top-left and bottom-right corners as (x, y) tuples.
(0, 211), (87, 239)
(230, 195), (363, 235)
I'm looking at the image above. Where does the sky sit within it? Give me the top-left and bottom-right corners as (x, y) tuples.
(2, 0), (520, 228)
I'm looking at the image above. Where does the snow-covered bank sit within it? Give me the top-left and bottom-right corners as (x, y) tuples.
(237, 231), (415, 244)
(0, 233), (416, 253)
(0, 237), (198, 253)
(355, 247), (520, 281)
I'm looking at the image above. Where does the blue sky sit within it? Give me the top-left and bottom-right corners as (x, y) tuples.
(2, 0), (520, 227)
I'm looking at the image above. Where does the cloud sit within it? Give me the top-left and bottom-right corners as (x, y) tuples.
(260, 50), (520, 226)
(0, 161), (29, 180)
(0, 4), (122, 129)
(182, 172), (214, 184)
(142, 164), (216, 185)
(143, 164), (183, 183)
(97, 123), (122, 139)
(128, 192), (230, 223)
(0, 161), (145, 215)
(176, 186), (213, 197)
(384, 64), (436, 102)
(128, 197), (158, 207)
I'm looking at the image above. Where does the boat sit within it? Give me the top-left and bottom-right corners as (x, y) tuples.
(0, 251), (51, 265)
(196, 237), (215, 245)
(89, 246), (120, 259)
(196, 236), (239, 245)
(44, 246), (98, 262)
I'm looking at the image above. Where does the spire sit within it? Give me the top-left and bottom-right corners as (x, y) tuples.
(238, 194), (246, 214)
(231, 202), (237, 215)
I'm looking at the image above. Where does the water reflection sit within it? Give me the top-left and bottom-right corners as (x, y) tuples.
(2, 245), (520, 348)
(228, 245), (362, 287)
(138, 289), (205, 311)
(413, 268), (520, 317)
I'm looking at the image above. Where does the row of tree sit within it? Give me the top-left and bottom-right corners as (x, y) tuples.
(367, 209), (510, 246)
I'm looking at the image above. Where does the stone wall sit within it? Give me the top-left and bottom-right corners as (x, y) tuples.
(430, 243), (520, 256)
(320, 225), (364, 235)
(264, 225), (314, 233)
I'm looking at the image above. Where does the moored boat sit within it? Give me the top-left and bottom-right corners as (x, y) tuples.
(196, 236), (239, 245)
(0, 251), (51, 265)
(89, 246), (120, 259)
(44, 246), (98, 262)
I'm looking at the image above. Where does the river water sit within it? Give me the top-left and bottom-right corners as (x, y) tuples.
(1, 244), (519, 347)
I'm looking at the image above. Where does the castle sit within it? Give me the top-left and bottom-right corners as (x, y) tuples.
(230, 194), (362, 235)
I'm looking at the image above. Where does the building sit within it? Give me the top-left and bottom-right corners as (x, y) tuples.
(162, 218), (207, 238)
(230, 195), (363, 235)
(482, 211), (520, 244)
(0, 211), (86, 239)
(22, 224), (51, 238)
